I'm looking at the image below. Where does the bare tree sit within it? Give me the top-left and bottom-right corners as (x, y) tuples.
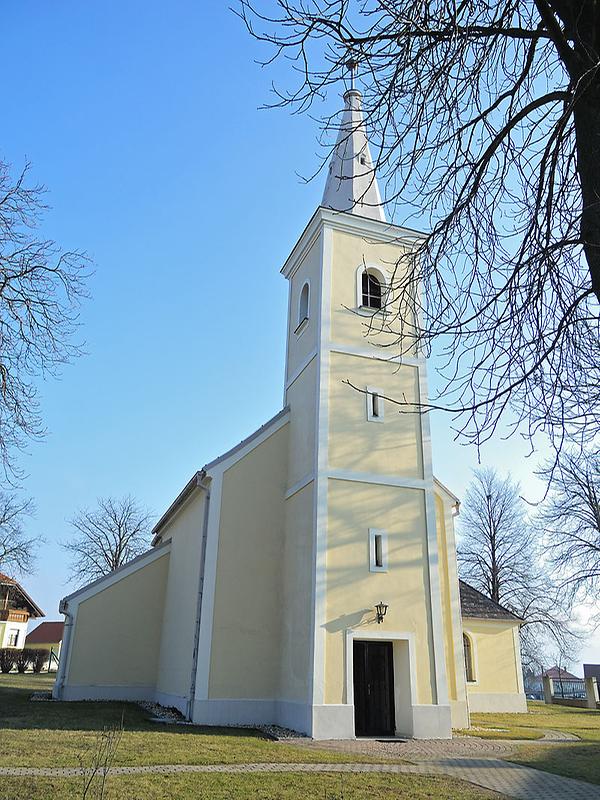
(0, 158), (89, 480)
(458, 467), (576, 666)
(538, 448), (600, 605)
(62, 496), (152, 587)
(0, 493), (39, 577)
(240, 1), (600, 457)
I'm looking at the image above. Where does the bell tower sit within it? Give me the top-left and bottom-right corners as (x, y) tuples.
(279, 86), (451, 739)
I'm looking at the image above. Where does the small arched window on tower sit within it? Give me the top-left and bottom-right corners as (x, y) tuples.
(361, 270), (382, 310)
(463, 633), (476, 683)
(296, 281), (310, 334)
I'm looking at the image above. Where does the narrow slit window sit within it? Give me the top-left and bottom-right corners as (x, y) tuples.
(369, 529), (387, 572)
(372, 392), (380, 418)
(366, 387), (384, 422)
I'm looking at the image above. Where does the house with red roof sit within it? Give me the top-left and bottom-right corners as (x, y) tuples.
(0, 572), (44, 650)
(25, 621), (64, 670)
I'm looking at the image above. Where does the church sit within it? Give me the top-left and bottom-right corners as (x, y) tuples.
(53, 87), (526, 739)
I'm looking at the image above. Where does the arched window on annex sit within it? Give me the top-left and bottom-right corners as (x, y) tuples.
(356, 265), (388, 312)
(463, 633), (476, 683)
(295, 281), (310, 334)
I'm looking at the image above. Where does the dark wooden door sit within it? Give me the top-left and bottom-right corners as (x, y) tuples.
(353, 641), (395, 736)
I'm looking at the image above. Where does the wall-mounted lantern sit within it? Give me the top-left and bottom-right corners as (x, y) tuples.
(375, 601), (388, 624)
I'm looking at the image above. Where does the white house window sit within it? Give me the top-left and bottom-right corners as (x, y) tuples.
(295, 281), (310, 334)
(369, 529), (388, 572)
(366, 386), (384, 422)
(7, 629), (19, 647)
(463, 633), (476, 683)
(362, 271), (382, 309)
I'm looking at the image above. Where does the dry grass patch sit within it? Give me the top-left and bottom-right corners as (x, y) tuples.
(0, 771), (504, 800)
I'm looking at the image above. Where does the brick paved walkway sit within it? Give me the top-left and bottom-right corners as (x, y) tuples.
(2, 757), (600, 799)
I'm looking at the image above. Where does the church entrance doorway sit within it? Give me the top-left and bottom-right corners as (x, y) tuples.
(353, 640), (395, 736)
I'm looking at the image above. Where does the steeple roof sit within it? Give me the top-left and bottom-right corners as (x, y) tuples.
(321, 89), (385, 222)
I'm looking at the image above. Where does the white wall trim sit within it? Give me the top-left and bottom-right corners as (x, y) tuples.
(440, 498), (469, 707)
(418, 359), (449, 707)
(193, 470), (223, 701)
(285, 473), (315, 500)
(285, 349), (318, 392)
(311, 224), (333, 711)
(328, 468), (427, 490)
(512, 626), (525, 694)
(329, 342), (423, 368)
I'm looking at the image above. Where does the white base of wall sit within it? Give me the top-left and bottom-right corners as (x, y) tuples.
(450, 700), (470, 730)
(312, 704), (355, 739)
(467, 692), (527, 713)
(57, 684), (155, 702)
(155, 690), (189, 716)
(192, 698), (311, 735)
(412, 704), (452, 739)
(55, 688), (453, 740)
(192, 698), (452, 740)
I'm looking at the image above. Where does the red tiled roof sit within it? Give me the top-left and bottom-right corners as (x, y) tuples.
(25, 621), (64, 645)
(541, 665), (582, 681)
(0, 572), (16, 583)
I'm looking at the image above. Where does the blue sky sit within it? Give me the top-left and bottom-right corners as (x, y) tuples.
(4, 2), (597, 669)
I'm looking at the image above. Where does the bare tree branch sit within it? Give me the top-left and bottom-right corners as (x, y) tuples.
(457, 467), (578, 667)
(240, 0), (600, 458)
(0, 493), (40, 577)
(0, 158), (90, 482)
(62, 496), (153, 587)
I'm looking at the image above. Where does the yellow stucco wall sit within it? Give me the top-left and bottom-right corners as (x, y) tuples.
(156, 491), (207, 700)
(324, 480), (436, 705)
(208, 422), (289, 699)
(286, 355), (317, 487)
(330, 229), (417, 355)
(286, 232), (322, 383)
(464, 619), (521, 694)
(280, 482), (314, 702)
(67, 552), (169, 687)
(328, 352), (423, 478)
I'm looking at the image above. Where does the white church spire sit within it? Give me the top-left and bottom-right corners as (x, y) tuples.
(321, 87), (386, 222)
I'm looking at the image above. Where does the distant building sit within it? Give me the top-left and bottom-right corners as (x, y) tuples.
(0, 572), (44, 649)
(526, 666), (585, 700)
(24, 621), (64, 670)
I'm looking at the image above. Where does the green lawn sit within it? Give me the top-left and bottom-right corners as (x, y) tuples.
(462, 700), (600, 741)
(0, 772), (502, 800)
(461, 700), (600, 785)
(0, 674), (375, 768)
(0, 674), (502, 799)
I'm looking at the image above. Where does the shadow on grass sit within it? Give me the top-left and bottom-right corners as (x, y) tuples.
(510, 742), (600, 786)
(0, 674), (269, 741)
